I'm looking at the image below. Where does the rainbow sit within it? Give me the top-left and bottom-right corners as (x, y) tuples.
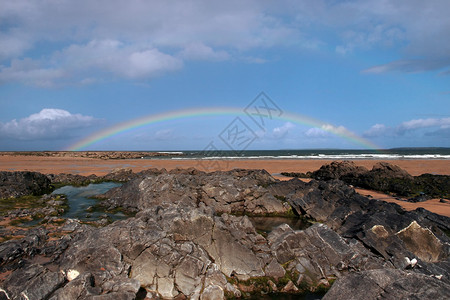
(65, 107), (381, 151)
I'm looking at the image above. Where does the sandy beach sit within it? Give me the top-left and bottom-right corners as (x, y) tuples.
(1, 155), (449, 216)
(1, 155), (449, 176)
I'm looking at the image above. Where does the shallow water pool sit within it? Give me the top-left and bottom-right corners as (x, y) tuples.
(52, 182), (124, 221)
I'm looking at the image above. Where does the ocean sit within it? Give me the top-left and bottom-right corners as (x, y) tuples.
(150, 148), (450, 160)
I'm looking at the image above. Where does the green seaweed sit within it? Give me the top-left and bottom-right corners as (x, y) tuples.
(0, 195), (42, 215)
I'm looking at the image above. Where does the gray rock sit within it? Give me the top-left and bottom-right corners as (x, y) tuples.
(100, 169), (288, 215)
(287, 179), (450, 270)
(269, 223), (389, 283)
(2, 264), (65, 300)
(49, 273), (100, 299)
(2, 167), (449, 300)
(264, 258), (285, 279)
(200, 285), (224, 300)
(323, 269), (450, 300)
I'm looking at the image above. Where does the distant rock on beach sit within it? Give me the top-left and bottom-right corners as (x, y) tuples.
(0, 151), (183, 160)
(288, 160), (450, 201)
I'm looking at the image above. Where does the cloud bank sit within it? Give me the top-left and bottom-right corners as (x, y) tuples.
(0, 109), (98, 140)
(1, 0), (449, 86)
(364, 118), (450, 138)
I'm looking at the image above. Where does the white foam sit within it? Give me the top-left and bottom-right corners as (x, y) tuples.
(170, 154), (450, 160)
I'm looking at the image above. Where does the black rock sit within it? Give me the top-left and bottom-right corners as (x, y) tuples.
(0, 171), (53, 198)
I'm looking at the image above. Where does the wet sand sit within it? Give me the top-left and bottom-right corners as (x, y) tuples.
(1, 155), (449, 217)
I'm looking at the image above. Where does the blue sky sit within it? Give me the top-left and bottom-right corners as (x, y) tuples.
(0, 0), (449, 151)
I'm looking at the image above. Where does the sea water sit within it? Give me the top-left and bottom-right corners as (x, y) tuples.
(150, 148), (450, 160)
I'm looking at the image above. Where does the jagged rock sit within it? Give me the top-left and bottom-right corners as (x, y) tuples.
(169, 209), (265, 280)
(48, 273), (100, 299)
(370, 162), (414, 179)
(266, 177), (306, 198)
(102, 168), (134, 182)
(0, 171), (53, 198)
(269, 223), (389, 284)
(0, 228), (48, 267)
(396, 221), (445, 262)
(287, 179), (450, 270)
(322, 269), (450, 300)
(264, 258), (285, 279)
(2, 167), (450, 299)
(310, 161), (368, 181)
(2, 264), (65, 300)
(287, 179), (368, 224)
(308, 161), (449, 199)
(47, 173), (98, 186)
(281, 280), (299, 293)
(100, 169), (289, 215)
(200, 285), (224, 300)
(156, 277), (178, 298)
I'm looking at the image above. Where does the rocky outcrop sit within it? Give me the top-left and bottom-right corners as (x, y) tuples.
(268, 223), (390, 286)
(47, 167), (165, 186)
(308, 161), (449, 200)
(323, 269), (450, 300)
(0, 171), (53, 198)
(287, 179), (450, 273)
(309, 160), (368, 181)
(0, 204), (399, 299)
(1, 168), (449, 299)
(47, 173), (99, 186)
(100, 169), (290, 215)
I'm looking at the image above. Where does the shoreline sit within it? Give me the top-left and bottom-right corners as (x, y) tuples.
(1, 155), (449, 217)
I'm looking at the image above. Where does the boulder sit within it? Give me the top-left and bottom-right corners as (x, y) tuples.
(310, 161), (368, 181)
(0, 171), (53, 198)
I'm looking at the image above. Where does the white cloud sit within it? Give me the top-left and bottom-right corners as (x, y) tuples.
(0, 108), (97, 140)
(397, 117), (450, 134)
(304, 124), (352, 138)
(1, 0), (449, 86)
(57, 39), (184, 79)
(320, 124), (351, 135)
(363, 117), (450, 137)
(304, 127), (329, 138)
(272, 122), (294, 139)
(0, 40), (183, 86)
